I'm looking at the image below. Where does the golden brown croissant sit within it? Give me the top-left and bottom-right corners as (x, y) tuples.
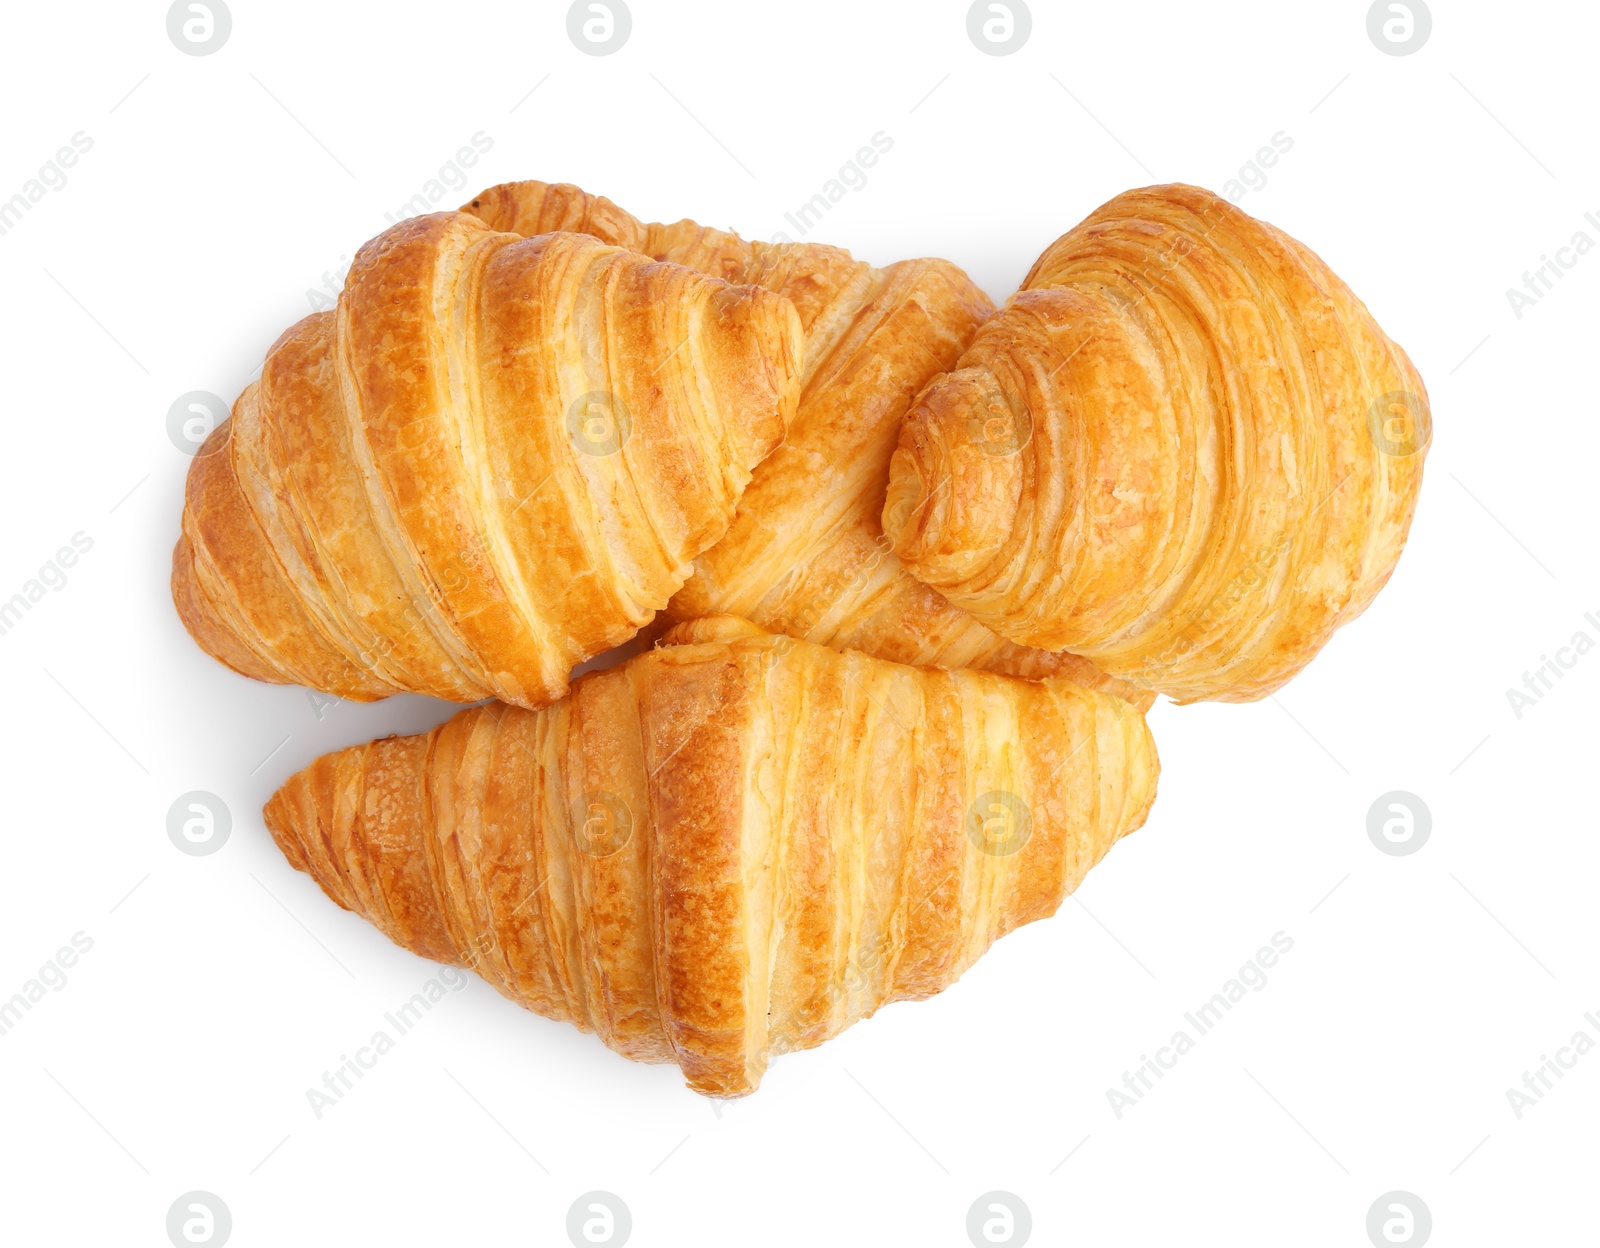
(263, 615), (1158, 1096)
(883, 184), (1430, 703)
(463, 181), (1152, 709)
(173, 212), (802, 707)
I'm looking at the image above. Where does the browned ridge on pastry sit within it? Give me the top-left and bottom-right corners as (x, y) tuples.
(465, 180), (1152, 710)
(173, 212), (803, 708)
(264, 616), (1159, 1096)
(883, 183), (1430, 703)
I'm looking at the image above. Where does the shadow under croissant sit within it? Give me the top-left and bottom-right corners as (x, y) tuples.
(263, 616), (1159, 1096)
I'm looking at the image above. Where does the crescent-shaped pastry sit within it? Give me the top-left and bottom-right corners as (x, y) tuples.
(173, 213), (802, 707)
(264, 616), (1158, 1096)
(882, 184), (1430, 702)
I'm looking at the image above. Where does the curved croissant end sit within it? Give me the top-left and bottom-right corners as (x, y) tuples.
(884, 184), (1429, 703)
(264, 616), (1158, 1096)
(173, 212), (803, 708)
(464, 181), (1154, 710)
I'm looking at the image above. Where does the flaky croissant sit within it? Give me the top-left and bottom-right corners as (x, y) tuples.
(173, 212), (802, 707)
(883, 184), (1430, 703)
(264, 615), (1158, 1096)
(464, 181), (1150, 708)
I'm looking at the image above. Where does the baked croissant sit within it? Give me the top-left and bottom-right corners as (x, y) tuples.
(173, 212), (802, 707)
(263, 615), (1158, 1096)
(464, 181), (1151, 708)
(883, 184), (1430, 703)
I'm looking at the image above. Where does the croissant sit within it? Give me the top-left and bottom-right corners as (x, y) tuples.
(263, 615), (1158, 1096)
(882, 184), (1430, 703)
(464, 181), (1151, 708)
(173, 212), (802, 707)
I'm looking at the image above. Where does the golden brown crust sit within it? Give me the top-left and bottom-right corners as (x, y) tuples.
(884, 184), (1429, 702)
(264, 616), (1159, 1096)
(174, 212), (803, 707)
(463, 181), (1153, 710)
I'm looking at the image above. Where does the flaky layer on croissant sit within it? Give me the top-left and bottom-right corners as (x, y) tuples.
(264, 615), (1158, 1096)
(464, 181), (1151, 709)
(883, 184), (1430, 703)
(174, 213), (802, 708)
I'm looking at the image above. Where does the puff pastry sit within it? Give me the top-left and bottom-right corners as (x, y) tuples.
(263, 616), (1158, 1096)
(173, 213), (802, 707)
(464, 181), (1151, 708)
(883, 184), (1430, 702)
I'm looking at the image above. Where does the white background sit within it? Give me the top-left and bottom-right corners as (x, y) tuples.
(0, 1), (1593, 1244)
